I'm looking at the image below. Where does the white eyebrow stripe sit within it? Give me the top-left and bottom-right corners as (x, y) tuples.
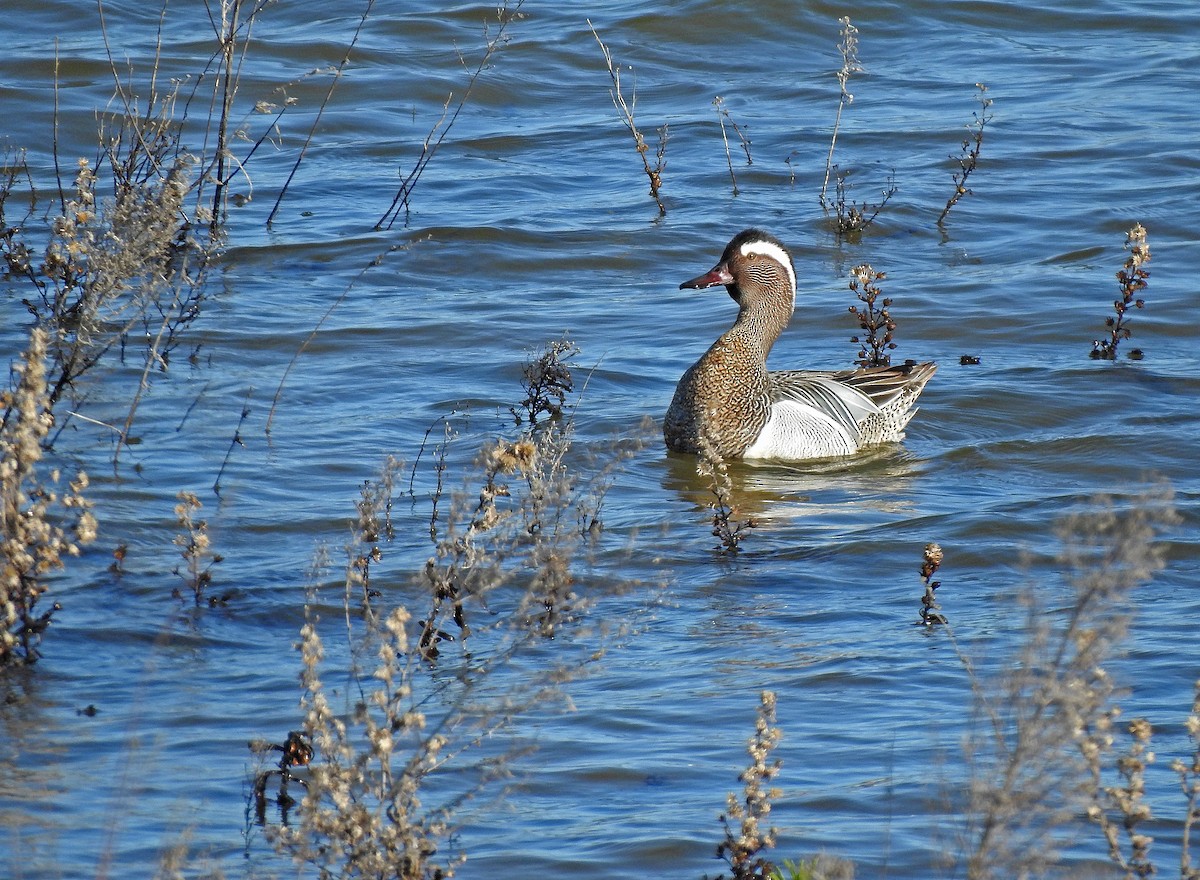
(739, 239), (796, 294)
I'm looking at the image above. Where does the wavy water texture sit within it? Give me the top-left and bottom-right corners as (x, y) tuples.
(1, 0), (1198, 877)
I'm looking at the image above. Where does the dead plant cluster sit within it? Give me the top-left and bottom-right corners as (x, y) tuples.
(266, 340), (644, 879)
(847, 264), (898, 368)
(816, 18), (987, 234)
(0, 327), (96, 665)
(959, 486), (1180, 880)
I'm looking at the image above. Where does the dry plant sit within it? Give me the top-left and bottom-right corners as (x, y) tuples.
(1083, 713), (1156, 878)
(0, 326), (97, 665)
(378, 1), (525, 229)
(417, 340), (637, 652)
(714, 96), (752, 195)
(511, 336), (578, 426)
(171, 490), (224, 606)
(937, 83), (992, 226)
(712, 690), (783, 880)
(819, 17), (862, 209)
(847, 264), (897, 368)
(1, 153), (204, 447)
(1091, 223), (1151, 361)
(250, 729), (315, 824)
(832, 167), (897, 237)
(696, 436), (756, 555)
(959, 485), (1178, 880)
(270, 342), (644, 879)
(1175, 681), (1200, 880)
(917, 542), (947, 626)
(589, 20), (668, 215)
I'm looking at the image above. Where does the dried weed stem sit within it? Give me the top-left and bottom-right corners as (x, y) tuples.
(1174, 681), (1200, 880)
(697, 436), (756, 555)
(714, 96), (752, 195)
(378, 2), (525, 229)
(589, 21), (668, 215)
(937, 83), (992, 226)
(819, 18), (862, 208)
(172, 490), (224, 606)
(917, 542), (947, 626)
(1091, 223), (1151, 361)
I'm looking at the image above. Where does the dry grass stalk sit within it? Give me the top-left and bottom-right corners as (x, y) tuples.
(714, 96), (752, 195)
(589, 20), (668, 215)
(267, 0), (376, 226)
(1091, 223), (1151, 361)
(847, 264), (897, 368)
(819, 17), (862, 209)
(714, 690), (783, 880)
(961, 486), (1177, 880)
(937, 83), (992, 226)
(378, 1), (525, 229)
(696, 436), (756, 555)
(0, 326), (96, 665)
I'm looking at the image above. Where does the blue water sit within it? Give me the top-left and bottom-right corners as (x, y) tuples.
(2, 0), (1198, 877)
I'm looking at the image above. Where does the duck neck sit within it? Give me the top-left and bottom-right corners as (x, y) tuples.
(728, 288), (793, 357)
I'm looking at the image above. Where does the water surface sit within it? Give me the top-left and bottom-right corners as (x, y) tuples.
(2, 0), (1198, 877)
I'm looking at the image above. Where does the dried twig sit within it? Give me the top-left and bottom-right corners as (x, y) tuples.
(589, 20), (667, 215)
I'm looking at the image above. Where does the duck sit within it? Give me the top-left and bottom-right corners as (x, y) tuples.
(663, 228), (936, 461)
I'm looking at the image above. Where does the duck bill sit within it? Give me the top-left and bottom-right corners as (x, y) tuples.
(679, 262), (734, 290)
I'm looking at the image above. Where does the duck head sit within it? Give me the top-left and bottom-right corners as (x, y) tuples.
(679, 228), (797, 315)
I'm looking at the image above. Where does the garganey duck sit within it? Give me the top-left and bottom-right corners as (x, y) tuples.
(664, 228), (936, 461)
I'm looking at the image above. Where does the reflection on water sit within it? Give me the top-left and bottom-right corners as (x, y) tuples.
(663, 443), (925, 531)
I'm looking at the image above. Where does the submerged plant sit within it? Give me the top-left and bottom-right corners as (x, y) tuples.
(589, 20), (668, 215)
(714, 96), (752, 195)
(938, 83), (992, 226)
(1091, 223), (1150, 361)
(847, 264), (897, 367)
